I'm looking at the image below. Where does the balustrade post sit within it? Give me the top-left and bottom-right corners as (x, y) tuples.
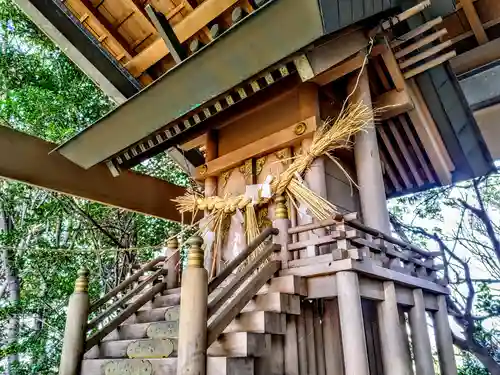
(433, 295), (458, 375)
(164, 230), (180, 289)
(273, 195), (290, 268)
(409, 289), (436, 375)
(336, 271), (370, 375)
(177, 236), (208, 375)
(59, 267), (90, 375)
(377, 281), (412, 375)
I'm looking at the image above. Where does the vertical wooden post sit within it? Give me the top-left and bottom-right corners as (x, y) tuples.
(59, 267), (90, 375)
(164, 230), (180, 289)
(304, 302), (317, 375)
(399, 309), (415, 375)
(204, 131), (218, 274)
(313, 301), (326, 375)
(297, 305), (308, 375)
(377, 281), (412, 375)
(409, 289), (435, 375)
(323, 299), (344, 375)
(349, 70), (391, 234)
(336, 271), (370, 375)
(285, 315), (299, 375)
(177, 236), (208, 375)
(273, 195), (290, 267)
(433, 295), (458, 375)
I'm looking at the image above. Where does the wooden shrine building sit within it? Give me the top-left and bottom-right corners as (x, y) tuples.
(5, 0), (500, 375)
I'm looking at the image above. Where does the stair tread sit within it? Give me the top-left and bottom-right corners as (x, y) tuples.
(104, 311), (285, 341)
(81, 357), (254, 375)
(87, 332), (269, 359)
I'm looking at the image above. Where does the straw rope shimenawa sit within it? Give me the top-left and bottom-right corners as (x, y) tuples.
(173, 101), (375, 258)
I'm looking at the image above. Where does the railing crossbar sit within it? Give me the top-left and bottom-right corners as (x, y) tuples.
(288, 215), (434, 259)
(87, 267), (167, 330)
(90, 255), (165, 312)
(208, 227), (279, 294)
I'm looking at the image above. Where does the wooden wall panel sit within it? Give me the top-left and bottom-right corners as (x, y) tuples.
(217, 88), (303, 156)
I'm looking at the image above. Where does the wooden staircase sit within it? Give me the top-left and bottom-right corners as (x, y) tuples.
(58, 227), (307, 375)
(81, 274), (305, 374)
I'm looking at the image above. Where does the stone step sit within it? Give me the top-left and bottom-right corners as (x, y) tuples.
(81, 357), (254, 375)
(86, 332), (269, 359)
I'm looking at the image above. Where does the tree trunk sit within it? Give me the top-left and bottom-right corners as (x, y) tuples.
(1, 211), (20, 375)
(454, 335), (500, 375)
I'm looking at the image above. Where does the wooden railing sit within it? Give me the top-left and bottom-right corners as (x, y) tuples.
(59, 237), (181, 375)
(287, 213), (443, 282)
(176, 228), (281, 375)
(89, 255), (165, 313)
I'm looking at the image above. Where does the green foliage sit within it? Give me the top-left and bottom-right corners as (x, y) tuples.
(459, 353), (490, 375)
(0, 0), (190, 373)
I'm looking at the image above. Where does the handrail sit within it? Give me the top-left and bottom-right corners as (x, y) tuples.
(207, 243), (280, 318)
(87, 267), (167, 330)
(89, 255), (165, 312)
(208, 227), (279, 294)
(207, 260), (280, 346)
(288, 214), (434, 259)
(85, 281), (167, 351)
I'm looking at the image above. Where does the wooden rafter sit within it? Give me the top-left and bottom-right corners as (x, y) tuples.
(399, 115), (435, 183)
(63, 0), (133, 62)
(124, 0), (241, 77)
(377, 126), (412, 189)
(387, 119), (423, 187)
(459, 0), (488, 45)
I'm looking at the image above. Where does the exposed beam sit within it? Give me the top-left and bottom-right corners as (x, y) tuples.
(406, 80), (454, 185)
(375, 89), (414, 120)
(145, 4), (186, 64)
(451, 38), (500, 75)
(306, 29), (368, 77)
(460, 0), (488, 45)
(312, 52), (365, 86)
(124, 0), (241, 77)
(0, 125), (188, 222)
(380, 44), (406, 92)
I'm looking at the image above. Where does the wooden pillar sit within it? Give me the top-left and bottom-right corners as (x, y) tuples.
(273, 195), (290, 267)
(377, 281), (412, 375)
(297, 306), (308, 375)
(433, 295), (458, 375)
(59, 267), (90, 375)
(336, 271), (370, 375)
(177, 236), (208, 375)
(349, 70), (391, 234)
(314, 301), (326, 375)
(164, 230), (180, 289)
(304, 301), (317, 375)
(409, 289), (435, 375)
(323, 299), (344, 375)
(203, 131), (218, 273)
(399, 309), (415, 375)
(285, 315), (299, 375)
